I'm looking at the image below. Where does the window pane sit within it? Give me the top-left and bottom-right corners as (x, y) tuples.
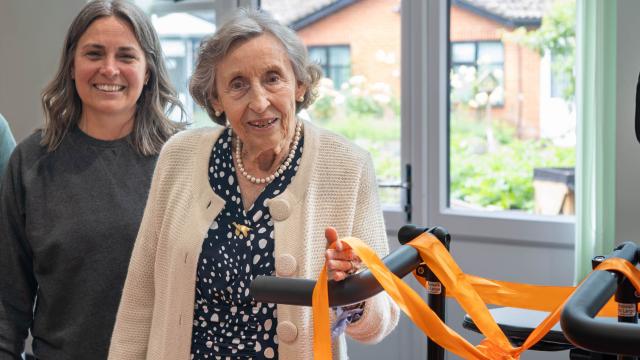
(452, 42), (476, 63)
(262, 0), (403, 207)
(328, 65), (350, 90)
(448, 0), (576, 215)
(308, 47), (327, 65)
(330, 46), (351, 66)
(160, 40), (188, 107)
(150, 10), (217, 127)
(477, 63), (504, 105)
(478, 41), (504, 64)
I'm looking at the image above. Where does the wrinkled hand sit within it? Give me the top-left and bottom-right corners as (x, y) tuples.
(325, 227), (362, 282)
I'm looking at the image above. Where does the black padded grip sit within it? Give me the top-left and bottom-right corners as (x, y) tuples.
(560, 242), (640, 356)
(250, 244), (422, 307)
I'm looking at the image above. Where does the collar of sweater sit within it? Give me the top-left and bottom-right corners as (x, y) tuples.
(186, 119), (319, 213)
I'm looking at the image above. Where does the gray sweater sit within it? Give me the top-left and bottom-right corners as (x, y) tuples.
(0, 127), (157, 360)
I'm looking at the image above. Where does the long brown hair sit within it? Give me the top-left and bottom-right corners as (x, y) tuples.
(41, 0), (185, 155)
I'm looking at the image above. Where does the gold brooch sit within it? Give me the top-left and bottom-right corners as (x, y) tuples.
(232, 222), (251, 237)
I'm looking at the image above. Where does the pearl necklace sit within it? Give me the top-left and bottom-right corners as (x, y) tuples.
(234, 121), (302, 184)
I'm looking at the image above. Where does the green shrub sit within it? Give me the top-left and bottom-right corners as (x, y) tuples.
(450, 117), (575, 211)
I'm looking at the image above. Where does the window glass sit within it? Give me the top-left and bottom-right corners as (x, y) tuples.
(330, 45), (351, 66)
(452, 42), (476, 63)
(308, 45), (351, 88)
(451, 41), (505, 106)
(448, 0), (576, 215)
(149, 8), (217, 127)
(478, 41), (504, 63)
(308, 47), (327, 64)
(262, 0), (403, 207)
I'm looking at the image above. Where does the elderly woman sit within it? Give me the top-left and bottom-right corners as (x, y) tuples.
(108, 8), (398, 360)
(0, 1), (183, 359)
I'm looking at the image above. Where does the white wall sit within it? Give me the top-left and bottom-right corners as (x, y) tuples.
(616, 0), (640, 245)
(0, 0), (85, 142)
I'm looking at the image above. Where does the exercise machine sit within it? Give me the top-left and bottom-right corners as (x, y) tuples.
(250, 225), (640, 359)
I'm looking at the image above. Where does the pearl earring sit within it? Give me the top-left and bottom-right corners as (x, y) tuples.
(297, 95), (304, 102)
(215, 110), (222, 117)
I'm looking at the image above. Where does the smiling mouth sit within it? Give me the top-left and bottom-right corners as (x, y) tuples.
(94, 84), (125, 92)
(248, 118), (278, 128)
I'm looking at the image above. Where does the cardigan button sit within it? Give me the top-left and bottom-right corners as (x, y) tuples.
(267, 199), (290, 221)
(276, 321), (298, 343)
(275, 254), (297, 277)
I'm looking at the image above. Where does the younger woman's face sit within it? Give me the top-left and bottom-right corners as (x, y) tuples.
(73, 16), (148, 122)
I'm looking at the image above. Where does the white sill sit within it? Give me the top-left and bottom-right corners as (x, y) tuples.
(431, 207), (575, 247)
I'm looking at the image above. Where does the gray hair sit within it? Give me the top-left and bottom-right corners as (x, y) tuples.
(41, 0), (185, 155)
(189, 8), (322, 126)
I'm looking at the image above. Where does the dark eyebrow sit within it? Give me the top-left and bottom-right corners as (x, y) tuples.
(79, 43), (140, 52)
(117, 46), (140, 53)
(80, 43), (105, 51)
(264, 65), (283, 73)
(225, 70), (244, 80)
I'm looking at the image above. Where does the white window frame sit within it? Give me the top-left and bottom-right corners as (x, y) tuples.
(404, 0), (574, 246)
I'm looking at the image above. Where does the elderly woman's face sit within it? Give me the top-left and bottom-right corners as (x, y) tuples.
(212, 34), (305, 152)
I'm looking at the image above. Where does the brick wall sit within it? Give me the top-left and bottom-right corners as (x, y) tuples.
(297, 0), (401, 96)
(450, 6), (541, 137)
(296, 0), (542, 136)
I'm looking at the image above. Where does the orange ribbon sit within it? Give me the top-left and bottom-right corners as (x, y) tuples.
(312, 233), (640, 360)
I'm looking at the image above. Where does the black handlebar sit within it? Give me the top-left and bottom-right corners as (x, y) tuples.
(250, 243), (422, 307)
(560, 241), (640, 356)
(250, 225), (438, 307)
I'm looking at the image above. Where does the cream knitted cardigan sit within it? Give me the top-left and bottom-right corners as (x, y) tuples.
(108, 121), (399, 360)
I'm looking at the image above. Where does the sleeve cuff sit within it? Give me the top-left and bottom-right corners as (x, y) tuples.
(331, 304), (365, 338)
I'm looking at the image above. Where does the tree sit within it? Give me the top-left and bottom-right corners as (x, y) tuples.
(508, 0), (576, 102)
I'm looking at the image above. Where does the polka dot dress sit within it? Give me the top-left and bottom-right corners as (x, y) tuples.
(190, 127), (304, 360)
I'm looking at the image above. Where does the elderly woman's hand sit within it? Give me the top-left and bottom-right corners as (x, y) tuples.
(325, 227), (362, 282)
